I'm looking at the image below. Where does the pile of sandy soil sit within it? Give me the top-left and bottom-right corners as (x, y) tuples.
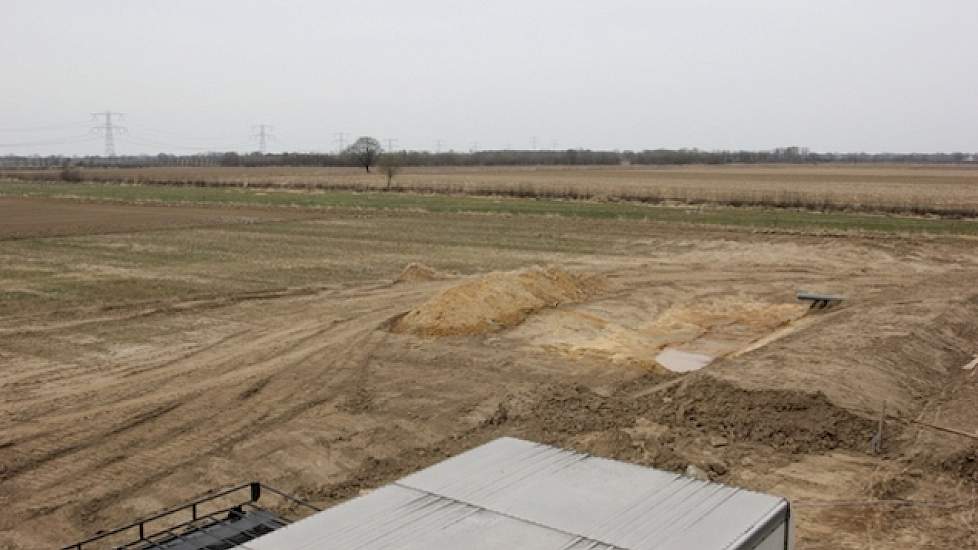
(514, 294), (807, 370)
(393, 266), (600, 336)
(394, 262), (449, 283)
(651, 296), (807, 336)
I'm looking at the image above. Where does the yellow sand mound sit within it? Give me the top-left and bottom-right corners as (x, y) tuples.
(393, 266), (599, 336)
(652, 297), (807, 336)
(515, 294), (808, 370)
(395, 262), (448, 283)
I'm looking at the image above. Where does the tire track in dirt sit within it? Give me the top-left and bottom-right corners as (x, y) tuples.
(6, 227), (977, 549)
(2, 287), (409, 535)
(4, 315), (341, 428)
(42, 325), (389, 529)
(4, 320), (336, 487)
(0, 284), (344, 337)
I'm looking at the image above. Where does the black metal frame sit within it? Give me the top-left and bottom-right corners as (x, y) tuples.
(62, 482), (320, 550)
(796, 291), (844, 310)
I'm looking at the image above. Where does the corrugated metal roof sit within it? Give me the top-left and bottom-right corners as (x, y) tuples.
(248, 437), (789, 549)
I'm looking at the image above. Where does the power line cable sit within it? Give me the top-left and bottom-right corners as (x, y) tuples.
(118, 135), (231, 152)
(126, 124), (240, 143)
(0, 134), (100, 148)
(0, 121), (91, 132)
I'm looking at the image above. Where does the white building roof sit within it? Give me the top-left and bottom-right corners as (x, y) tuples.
(248, 437), (789, 549)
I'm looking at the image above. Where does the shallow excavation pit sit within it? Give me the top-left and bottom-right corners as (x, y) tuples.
(520, 294), (814, 373)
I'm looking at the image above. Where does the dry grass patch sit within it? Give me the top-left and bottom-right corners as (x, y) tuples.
(9, 163), (978, 217)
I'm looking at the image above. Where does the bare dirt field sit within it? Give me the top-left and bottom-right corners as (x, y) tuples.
(0, 197), (312, 241)
(1, 193), (977, 548)
(6, 163), (978, 215)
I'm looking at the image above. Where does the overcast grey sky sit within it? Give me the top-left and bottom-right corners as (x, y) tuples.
(2, 0), (976, 155)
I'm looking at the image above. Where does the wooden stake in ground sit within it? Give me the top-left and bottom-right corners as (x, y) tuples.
(872, 401), (886, 455)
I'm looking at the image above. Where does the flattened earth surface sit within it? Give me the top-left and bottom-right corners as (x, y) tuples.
(1, 197), (977, 549)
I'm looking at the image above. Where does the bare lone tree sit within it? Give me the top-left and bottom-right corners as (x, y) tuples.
(378, 153), (402, 189)
(344, 136), (382, 172)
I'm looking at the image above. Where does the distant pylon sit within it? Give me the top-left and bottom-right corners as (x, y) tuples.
(334, 132), (346, 153)
(91, 111), (126, 156)
(252, 124), (274, 153)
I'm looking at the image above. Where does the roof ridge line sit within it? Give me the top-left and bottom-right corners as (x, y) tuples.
(392, 481), (629, 550)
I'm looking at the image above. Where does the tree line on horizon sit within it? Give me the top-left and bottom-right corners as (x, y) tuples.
(1, 143), (975, 169)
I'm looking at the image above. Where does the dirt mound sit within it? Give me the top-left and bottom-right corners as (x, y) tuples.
(652, 297), (807, 335)
(393, 266), (600, 336)
(306, 372), (881, 507)
(519, 374), (878, 455)
(659, 376), (879, 453)
(394, 262), (448, 283)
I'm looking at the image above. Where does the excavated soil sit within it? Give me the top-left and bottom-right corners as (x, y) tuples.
(392, 266), (601, 336)
(514, 375), (879, 455)
(510, 291), (809, 371)
(2, 200), (978, 549)
(393, 262), (450, 284)
(301, 374), (882, 509)
(656, 377), (877, 453)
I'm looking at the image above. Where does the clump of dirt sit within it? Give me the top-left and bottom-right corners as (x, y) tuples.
(394, 262), (449, 283)
(940, 447), (978, 482)
(866, 470), (919, 499)
(572, 429), (644, 461)
(392, 266), (601, 336)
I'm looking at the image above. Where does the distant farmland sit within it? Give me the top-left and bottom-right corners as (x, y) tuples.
(5, 163), (978, 217)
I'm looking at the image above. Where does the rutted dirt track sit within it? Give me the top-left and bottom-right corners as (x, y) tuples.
(1, 198), (978, 548)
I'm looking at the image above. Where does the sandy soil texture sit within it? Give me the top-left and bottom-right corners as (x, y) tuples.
(1, 197), (977, 548)
(392, 266), (601, 336)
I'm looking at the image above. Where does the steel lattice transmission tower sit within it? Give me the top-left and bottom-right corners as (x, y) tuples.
(91, 111), (126, 157)
(252, 124), (275, 154)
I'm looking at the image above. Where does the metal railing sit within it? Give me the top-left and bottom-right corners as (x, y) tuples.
(62, 482), (320, 550)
